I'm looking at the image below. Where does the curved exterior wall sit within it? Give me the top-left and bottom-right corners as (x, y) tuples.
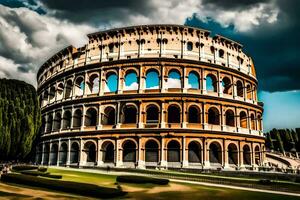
(36, 24), (265, 170)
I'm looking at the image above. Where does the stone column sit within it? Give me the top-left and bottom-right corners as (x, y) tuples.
(138, 101), (144, 128)
(160, 102), (166, 128)
(41, 142), (45, 166)
(137, 137), (145, 169)
(239, 141), (244, 169)
(79, 139), (84, 166)
(160, 137), (167, 168)
(116, 102), (121, 128)
(118, 67), (123, 94)
(223, 140), (229, 169)
(139, 65), (145, 93)
(161, 65), (167, 93)
(66, 139), (71, 166)
(202, 70), (207, 94)
(183, 67), (188, 93)
(182, 136), (188, 167)
(57, 140), (61, 166)
(218, 71), (223, 97)
(81, 106), (86, 131)
(203, 138), (210, 168)
(97, 104), (102, 130)
(115, 138), (123, 167)
(97, 139), (103, 166)
(182, 101), (187, 128)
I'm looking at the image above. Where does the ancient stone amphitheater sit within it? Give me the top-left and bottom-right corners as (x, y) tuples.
(36, 24), (265, 170)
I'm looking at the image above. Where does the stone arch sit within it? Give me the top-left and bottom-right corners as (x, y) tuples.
(246, 84), (252, 100)
(243, 144), (251, 165)
(85, 107), (98, 126)
(64, 79), (73, 99)
(257, 114), (262, 130)
(102, 106), (116, 125)
(188, 71), (200, 89)
(146, 104), (159, 124)
(208, 107), (220, 125)
(102, 140), (115, 163)
(250, 113), (256, 130)
(53, 112), (62, 131)
(254, 145), (261, 165)
(227, 143), (238, 166)
(236, 80), (244, 97)
(46, 113), (53, 132)
(57, 82), (64, 100)
(105, 71), (118, 92)
(145, 69), (160, 89)
(167, 140), (181, 162)
(62, 110), (72, 129)
(167, 69), (181, 89)
(209, 141), (222, 165)
(50, 143), (58, 165)
(206, 74), (218, 92)
(188, 105), (201, 123)
(84, 141), (97, 163)
(70, 142), (79, 164)
(124, 69), (139, 90)
(122, 104), (138, 124)
(240, 111), (248, 128)
(222, 76), (232, 95)
(218, 49), (224, 58)
(43, 143), (50, 165)
(59, 142), (68, 165)
(73, 109), (82, 128)
(74, 76), (85, 96)
(188, 141), (201, 163)
(49, 86), (56, 102)
(168, 104), (181, 123)
(145, 139), (159, 163)
(122, 140), (137, 162)
(225, 109), (235, 127)
(87, 73), (99, 94)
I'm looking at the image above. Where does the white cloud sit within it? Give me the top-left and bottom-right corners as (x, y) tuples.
(124, 82), (139, 90)
(167, 78), (181, 88)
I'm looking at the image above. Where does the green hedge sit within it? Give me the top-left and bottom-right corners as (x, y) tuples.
(40, 173), (62, 179)
(20, 170), (50, 176)
(12, 165), (38, 171)
(116, 175), (169, 185)
(37, 167), (48, 172)
(1, 173), (126, 198)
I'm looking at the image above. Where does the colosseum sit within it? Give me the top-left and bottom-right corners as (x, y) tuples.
(36, 24), (265, 171)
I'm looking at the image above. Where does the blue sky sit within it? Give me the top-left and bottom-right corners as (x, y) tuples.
(0, 0), (299, 131)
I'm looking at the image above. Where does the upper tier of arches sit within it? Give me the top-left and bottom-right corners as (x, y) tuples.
(37, 25), (256, 85)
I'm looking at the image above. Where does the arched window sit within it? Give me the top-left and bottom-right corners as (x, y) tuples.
(218, 49), (224, 58)
(208, 107), (220, 125)
(85, 108), (97, 126)
(88, 74), (99, 94)
(243, 145), (251, 165)
(167, 140), (180, 162)
(188, 141), (201, 163)
(102, 107), (116, 125)
(106, 73), (118, 92)
(75, 77), (84, 96)
(209, 142), (222, 165)
(41, 117), (46, 133)
(236, 80), (244, 97)
(187, 42), (193, 51)
(43, 90), (49, 102)
(222, 77), (232, 95)
(49, 86), (55, 102)
(122, 105), (137, 124)
(57, 83), (64, 100)
(255, 146), (261, 165)
(167, 70), (181, 89)
(84, 142), (96, 163)
(123, 140), (136, 162)
(146, 70), (159, 89)
(50, 144), (58, 165)
(228, 143), (238, 165)
(59, 143), (68, 165)
(43, 144), (50, 165)
(70, 142), (79, 164)
(188, 106), (200, 123)
(73, 109), (82, 128)
(46, 114), (53, 132)
(102, 141), (114, 163)
(240, 111), (247, 128)
(62, 111), (71, 129)
(206, 74), (217, 92)
(64, 80), (72, 99)
(246, 84), (252, 100)
(257, 115), (262, 130)
(146, 105), (159, 124)
(225, 109), (235, 127)
(188, 71), (200, 89)
(168, 105), (180, 123)
(124, 71), (138, 90)
(250, 114), (256, 130)
(53, 112), (61, 131)
(145, 140), (159, 163)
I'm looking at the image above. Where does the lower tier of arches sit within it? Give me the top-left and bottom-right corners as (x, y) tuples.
(36, 134), (265, 170)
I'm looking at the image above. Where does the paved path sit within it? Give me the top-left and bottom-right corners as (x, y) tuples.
(50, 166), (300, 197)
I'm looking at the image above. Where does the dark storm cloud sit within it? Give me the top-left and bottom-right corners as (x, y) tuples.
(186, 0), (300, 92)
(202, 0), (270, 9)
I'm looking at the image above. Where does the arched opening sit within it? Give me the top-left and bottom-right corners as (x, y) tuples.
(73, 109), (82, 128)
(105, 72), (118, 92)
(240, 111), (247, 128)
(50, 144), (58, 165)
(85, 108), (97, 126)
(167, 70), (181, 89)
(243, 145), (251, 165)
(145, 140), (159, 163)
(74, 77), (85, 96)
(208, 107), (220, 125)
(250, 114), (256, 130)
(102, 106), (116, 125)
(206, 74), (217, 92)
(36, 144), (43, 164)
(236, 81), (244, 97)
(53, 112), (61, 131)
(225, 109), (235, 127)
(57, 83), (64, 100)
(188, 141), (201, 163)
(46, 114), (53, 132)
(168, 105), (181, 123)
(188, 71), (200, 89)
(62, 111), (71, 130)
(222, 77), (232, 95)
(255, 146), (261, 165)
(41, 117), (46, 133)
(70, 142), (79, 164)
(122, 105), (137, 124)
(257, 115), (262, 130)
(246, 84), (252, 100)
(123, 140), (136, 162)
(84, 142), (96, 163)
(146, 105), (159, 124)
(219, 49), (224, 58)
(49, 86), (55, 102)
(59, 143), (68, 165)
(43, 144), (50, 165)
(124, 70), (138, 90)
(187, 42), (193, 51)
(209, 142), (222, 165)
(146, 69), (159, 89)
(228, 143), (238, 166)
(188, 106), (200, 123)
(102, 141), (114, 163)
(64, 80), (73, 99)
(88, 74), (99, 94)
(43, 90), (49, 104)
(167, 140), (180, 162)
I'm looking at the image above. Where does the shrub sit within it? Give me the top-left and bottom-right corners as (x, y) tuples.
(12, 165), (38, 171)
(1, 173), (126, 198)
(116, 175), (169, 185)
(20, 170), (50, 176)
(40, 173), (62, 179)
(37, 167), (48, 172)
